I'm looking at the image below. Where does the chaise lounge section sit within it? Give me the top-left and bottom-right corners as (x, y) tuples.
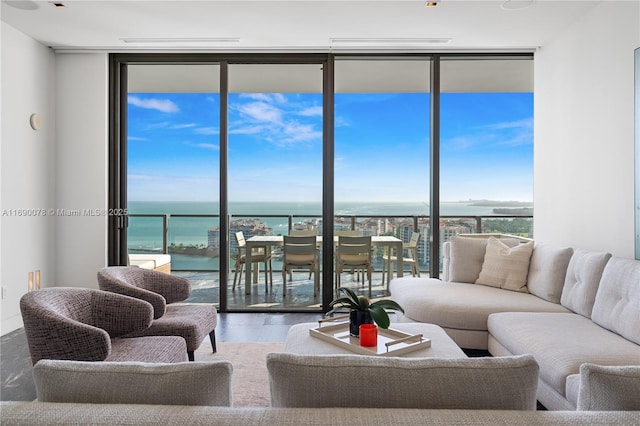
(389, 235), (640, 410)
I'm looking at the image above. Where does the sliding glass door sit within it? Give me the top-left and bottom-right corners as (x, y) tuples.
(438, 56), (534, 272)
(110, 53), (534, 311)
(227, 63), (324, 310)
(334, 58), (430, 295)
(126, 64), (221, 304)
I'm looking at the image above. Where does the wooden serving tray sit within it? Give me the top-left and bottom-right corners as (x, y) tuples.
(309, 319), (431, 356)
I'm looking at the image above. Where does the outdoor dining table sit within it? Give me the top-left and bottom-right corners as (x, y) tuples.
(244, 235), (404, 295)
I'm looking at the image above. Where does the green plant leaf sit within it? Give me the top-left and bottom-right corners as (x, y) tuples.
(370, 299), (405, 314)
(337, 287), (361, 308)
(369, 304), (390, 329)
(329, 296), (357, 309)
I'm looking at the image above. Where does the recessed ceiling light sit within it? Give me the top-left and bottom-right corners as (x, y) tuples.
(50, 2), (65, 7)
(501, 0), (535, 11)
(425, 1), (439, 6)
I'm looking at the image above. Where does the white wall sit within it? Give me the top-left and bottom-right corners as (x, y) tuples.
(1, 23), (56, 335)
(54, 53), (109, 288)
(534, 1), (640, 258)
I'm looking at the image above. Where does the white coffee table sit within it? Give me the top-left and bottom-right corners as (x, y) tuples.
(285, 322), (467, 358)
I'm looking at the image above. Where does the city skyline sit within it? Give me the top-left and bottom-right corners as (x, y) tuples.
(127, 90), (533, 204)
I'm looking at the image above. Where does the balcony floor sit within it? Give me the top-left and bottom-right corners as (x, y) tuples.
(176, 269), (419, 310)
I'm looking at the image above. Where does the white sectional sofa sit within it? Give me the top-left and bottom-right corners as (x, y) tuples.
(390, 235), (640, 411)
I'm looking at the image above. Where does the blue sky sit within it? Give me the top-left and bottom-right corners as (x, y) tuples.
(127, 91), (532, 203)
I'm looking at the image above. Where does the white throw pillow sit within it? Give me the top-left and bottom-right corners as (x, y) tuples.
(475, 237), (534, 292)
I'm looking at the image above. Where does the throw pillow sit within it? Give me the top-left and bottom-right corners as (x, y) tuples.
(475, 237), (534, 292)
(449, 236), (521, 283)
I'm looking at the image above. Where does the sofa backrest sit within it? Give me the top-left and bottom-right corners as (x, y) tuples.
(560, 249), (612, 318)
(527, 243), (574, 304)
(590, 257), (640, 345)
(267, 352), (539, 410)
(577, 363), (640, 411)
(33, 359), (233, 406)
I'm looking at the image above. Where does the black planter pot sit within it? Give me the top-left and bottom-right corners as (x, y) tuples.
(350, 310), (374, 337)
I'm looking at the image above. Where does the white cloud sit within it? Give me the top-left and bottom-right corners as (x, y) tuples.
(298, 106), (323, 117)
(238, 101), (283, 123)
(171, 123), (197, 129)
(194, 127), (220, 135)
(128, 136), (148, 141)
(128, 95), (180, 113)
(185, 142), (219, 151)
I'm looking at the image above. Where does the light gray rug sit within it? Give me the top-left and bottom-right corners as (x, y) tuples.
(195, 341), (285, 407)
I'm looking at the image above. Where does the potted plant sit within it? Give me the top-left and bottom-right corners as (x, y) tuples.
(326, 287), (405, 336)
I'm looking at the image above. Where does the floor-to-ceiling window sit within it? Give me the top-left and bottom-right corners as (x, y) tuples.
(227, 63), (324, 309)
(333, 58), (430, 295)
(126, 64), (221, 304)
(438, 56), (534, 272)
(110, 53), (534, 311)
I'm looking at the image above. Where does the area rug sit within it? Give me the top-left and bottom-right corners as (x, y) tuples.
(194, 341), (284, 407)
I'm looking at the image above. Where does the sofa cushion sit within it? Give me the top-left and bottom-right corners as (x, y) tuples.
(487, 312), (640, 398)
(33, 359), (233, 406)
(577, 364), (640, 411)
(267, 352), (539, 410)
(591, 257), (640, 345)
(475, 238), (534, 292)
(449, 236), (519, 283)
(560, 250), (612, 318)
(390, 278), (569, 332)
(527, 243), (574, 303)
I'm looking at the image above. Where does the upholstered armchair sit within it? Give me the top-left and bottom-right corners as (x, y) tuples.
(97, 266), (217, 361)
(19, 287), (188, 365)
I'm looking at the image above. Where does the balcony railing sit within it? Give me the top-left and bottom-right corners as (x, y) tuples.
(128, 213), (533, 273)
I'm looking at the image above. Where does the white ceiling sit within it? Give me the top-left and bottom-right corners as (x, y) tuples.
(1, 0), (602, 52)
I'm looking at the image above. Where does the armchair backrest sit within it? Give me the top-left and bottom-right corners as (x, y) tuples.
(19, 288), (153, 364)
(97, 266), (191, 318)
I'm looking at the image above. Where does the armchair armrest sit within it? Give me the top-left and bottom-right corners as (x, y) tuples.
(137, 268), (191, 304)
(90, 292), (153, 338)
(21, 308), (111, 363)
(97, 268), (167, 318)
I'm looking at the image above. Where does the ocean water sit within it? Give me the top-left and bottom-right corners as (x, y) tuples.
(127, 200), (531, 270)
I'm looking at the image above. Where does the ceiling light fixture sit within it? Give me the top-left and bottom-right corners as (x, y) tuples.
(120, 37), (240, 44)
(500, 0), (535, 11)
(49, 2), (65, 7)
(330, 37), (451, 44)
(425, 1), (439, 7)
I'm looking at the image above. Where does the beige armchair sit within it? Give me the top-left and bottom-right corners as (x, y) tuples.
(97, 266), (217, 361)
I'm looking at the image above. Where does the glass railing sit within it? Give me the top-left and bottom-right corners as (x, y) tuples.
(128, 213), (533, 273)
